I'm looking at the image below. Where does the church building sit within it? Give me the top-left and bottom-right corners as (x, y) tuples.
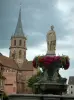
(0, 5), (56, 95)
(0, 7), (36, 94)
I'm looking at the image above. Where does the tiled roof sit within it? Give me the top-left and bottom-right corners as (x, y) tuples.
(0, 55), (18, 70)
(0, 54), (33, 71)
(68, 76), (74, 85)
(20, 60), (33, 71)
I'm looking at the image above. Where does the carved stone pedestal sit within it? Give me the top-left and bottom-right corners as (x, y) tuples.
(34, 83), (67, 95)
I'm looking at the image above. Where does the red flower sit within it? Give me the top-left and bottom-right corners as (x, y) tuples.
(32, 55), (70, 70)
(63, 57), (70, 70)
(39, 57), (44, 63)
(64, 64), (69, 70)
(66, 62), (70, 69)
(32, 60), (37, 68)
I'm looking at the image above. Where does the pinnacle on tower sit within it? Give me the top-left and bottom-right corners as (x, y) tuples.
(14, 5), (24, 37)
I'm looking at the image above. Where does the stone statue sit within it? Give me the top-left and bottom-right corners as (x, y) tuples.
(51, 25), (54, 30)
(46, 25), (56, 55)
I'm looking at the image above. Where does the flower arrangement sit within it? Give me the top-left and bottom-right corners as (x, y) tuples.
(32, 55), (70, 70)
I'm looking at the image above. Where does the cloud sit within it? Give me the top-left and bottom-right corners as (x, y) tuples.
(56, 0), (74, 31)
(0, 34), (73, 80)
(56, 34), (74, 56)
(26, 37), (73, 79)
(60, 68), (74, 81)
(26, 42), (47, 60)
(0, 0), (74, 79)
(26, 31), (45, 47)
(56, 0), (71, 14)
(0, 0), (72, 48)
(0, 48), (9, 57)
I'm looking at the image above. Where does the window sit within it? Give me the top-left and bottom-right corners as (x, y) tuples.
(6, 69), (8, 72)
(14, 40), (16, 46)
(5, 84), (13, 85)
(24, 41), (25, 46)
(24, 51), (26, 56)
(71, 86), (73, 88)
(12, 50), (16, 59)
(71, 91), (73, 94)
(19, 50), (22, 58)
(10, 51), (11, 57)
(19, 40), (22, 46)
(47, 41), (49, 45)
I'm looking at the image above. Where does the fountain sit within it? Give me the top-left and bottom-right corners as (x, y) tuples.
(32, 26), (69, 95)
(8, 26), (74, 100)
(32, 55), (69, 95)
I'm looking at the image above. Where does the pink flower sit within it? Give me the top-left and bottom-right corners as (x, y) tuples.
(32, 55), (70, 70)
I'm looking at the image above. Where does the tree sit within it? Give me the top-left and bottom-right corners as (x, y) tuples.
(27, 69), (42, 88)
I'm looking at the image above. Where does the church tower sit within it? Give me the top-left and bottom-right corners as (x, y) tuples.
(9, 7), (27, 66)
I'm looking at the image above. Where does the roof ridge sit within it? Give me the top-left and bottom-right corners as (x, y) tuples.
(0, 55), (19, 70)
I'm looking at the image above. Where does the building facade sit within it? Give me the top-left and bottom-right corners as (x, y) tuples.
(0, 7), (37, 95)
(67, 76), (74, 95)
(0, 62), (5, 93)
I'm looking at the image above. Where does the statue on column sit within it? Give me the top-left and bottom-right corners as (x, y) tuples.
(46, 25), (56, 55)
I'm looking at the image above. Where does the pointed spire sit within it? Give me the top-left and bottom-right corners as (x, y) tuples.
(14, 4), (24, 37)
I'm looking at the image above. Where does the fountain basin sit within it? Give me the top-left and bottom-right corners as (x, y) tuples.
(33, 83), (67, 95)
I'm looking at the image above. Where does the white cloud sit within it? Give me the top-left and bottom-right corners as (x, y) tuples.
(27, 33), (73, 60)
(56, 0), (74, 14)
(56, 0), (74, 32)
(27, 33), (73, 81)
(32, 10), (44, 20)
(57, 35), (73, 46)
(0, 48), (9, 57)
(0, 33), (73, 63)
(0, 0), (74, 82)
(56, 33), (74, 61)
(26, 42), (47, 60)
(60, 68), (74, 82)
(0, 35), (73, 80)
(56, 0), (70, 14)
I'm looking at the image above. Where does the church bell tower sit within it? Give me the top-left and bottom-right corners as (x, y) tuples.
(9, 6), (27, 66)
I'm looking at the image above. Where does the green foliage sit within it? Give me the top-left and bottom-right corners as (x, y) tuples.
(0, 92), (8, 100)
(3, 92), (9, 100)
(28, 71), (42, 88)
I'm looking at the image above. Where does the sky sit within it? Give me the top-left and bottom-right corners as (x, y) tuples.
(0, 0), (74, 80)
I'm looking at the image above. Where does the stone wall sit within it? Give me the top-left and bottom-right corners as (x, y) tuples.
(8, 94), (74, 100)
(3, 71), (17, 95)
